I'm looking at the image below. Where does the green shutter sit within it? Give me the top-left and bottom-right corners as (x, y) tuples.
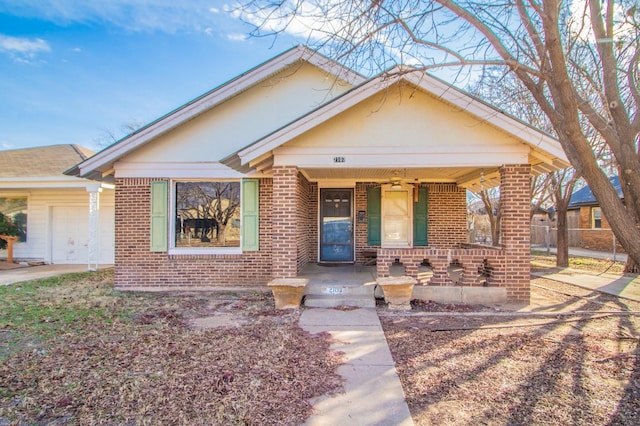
(367, 186), (381, 246)
(150, 181), (168, 252)
(413, 187), (428, 246)
(242, 179), (259, 251)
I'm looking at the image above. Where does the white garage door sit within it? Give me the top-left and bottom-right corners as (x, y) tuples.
(51, 206), (114, 264)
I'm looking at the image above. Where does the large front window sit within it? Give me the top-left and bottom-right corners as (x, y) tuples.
(0, 197), (27, 242)
(175, 181), (241, 248)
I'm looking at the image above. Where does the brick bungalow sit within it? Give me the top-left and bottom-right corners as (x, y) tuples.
(73, 46), (568, 303)
(568, 175), (624, 252)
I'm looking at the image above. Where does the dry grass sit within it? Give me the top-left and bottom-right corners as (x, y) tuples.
(531, 251), (626, 274)
(381, 278), (640, 426)
(0, 270), (342, 425)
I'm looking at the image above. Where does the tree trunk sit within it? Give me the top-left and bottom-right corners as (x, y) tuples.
(216, 223), (226, 244)
(492, 211), (501, 247)
(624, 257), (639, 274)
(480, 189), (501, 246)
(555, 208), (569, 268)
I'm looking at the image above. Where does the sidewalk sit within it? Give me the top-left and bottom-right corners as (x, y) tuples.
(300, 308), (414, 426)
(0, 264), (108, 286)
(533, 246), (628, 262)
(532, 267), (640, 302)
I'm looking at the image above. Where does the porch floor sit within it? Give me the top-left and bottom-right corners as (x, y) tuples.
(299, 262), (464, 286)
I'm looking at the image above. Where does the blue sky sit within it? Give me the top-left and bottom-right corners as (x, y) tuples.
(0, 1), (299, 152)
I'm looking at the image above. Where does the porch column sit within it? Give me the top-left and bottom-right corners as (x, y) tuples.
(499, 164), (531, 303)
(86, 183), (102, 271)
(272, 166), (299, 278)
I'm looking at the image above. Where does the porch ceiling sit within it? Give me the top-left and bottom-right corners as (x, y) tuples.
(300, 166), (501, 189)
(252, 158), (558, 193)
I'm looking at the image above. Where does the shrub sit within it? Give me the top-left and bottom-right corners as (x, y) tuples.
(0, 212), (18, 250)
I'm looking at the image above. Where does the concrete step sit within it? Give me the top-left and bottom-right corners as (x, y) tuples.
(304, 283), (375, 297)
(304, 294), (376, 308)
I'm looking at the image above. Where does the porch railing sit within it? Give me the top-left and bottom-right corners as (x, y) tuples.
(376, 246), (505, 287)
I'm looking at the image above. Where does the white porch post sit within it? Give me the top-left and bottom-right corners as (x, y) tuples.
(86, 183), (102, 271)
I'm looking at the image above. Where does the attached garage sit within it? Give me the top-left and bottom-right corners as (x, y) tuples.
(50, 205), (114, 264)
(0, 145), (115, 267)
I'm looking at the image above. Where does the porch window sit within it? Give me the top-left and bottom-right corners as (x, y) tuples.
(592, 207), (602, 229)
(174, 181), (241, 248)
(0, 197), (27, 243)
(382, 188), (412, 247)
(367, 185), (428, 247)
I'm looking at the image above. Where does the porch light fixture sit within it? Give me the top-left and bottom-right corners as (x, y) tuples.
(390, 179), (403, 190)
(390, 170), (402, 189)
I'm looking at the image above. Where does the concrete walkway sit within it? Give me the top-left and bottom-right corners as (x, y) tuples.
(533, 246), (628, 262)
(532, 267), (640, 302)
(0, 264), (109, 286)
(300, 308), (414, 426)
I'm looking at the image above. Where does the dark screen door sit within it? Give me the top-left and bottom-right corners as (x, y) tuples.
(320, 189), (353, 262)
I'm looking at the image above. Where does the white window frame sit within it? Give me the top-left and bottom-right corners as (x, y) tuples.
(591, 207), (602, 229)
(168, 179), (242, 255)
(381, 184), (413, 248)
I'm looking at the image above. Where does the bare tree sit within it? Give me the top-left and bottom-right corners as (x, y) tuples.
(551, 168), (580, 267)
(94, 119), (145, 150)
(479, 187), (501, 245)
(241, 0), (640, 271)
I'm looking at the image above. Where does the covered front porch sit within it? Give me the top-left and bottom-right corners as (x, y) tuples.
(226, 71), (569, 304)
(269, 163), (533, 303)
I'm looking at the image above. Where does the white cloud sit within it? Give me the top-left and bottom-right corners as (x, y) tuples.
(0, 0), (234, 35)
(0, 34), (51, 63)
(226, 33), (246, 41)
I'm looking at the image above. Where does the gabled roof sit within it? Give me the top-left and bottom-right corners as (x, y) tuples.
(569, 175), (622, 208)
(224, 69), (569, 177)
(75, 46), (366, 180)
(0, 144), (93, 178)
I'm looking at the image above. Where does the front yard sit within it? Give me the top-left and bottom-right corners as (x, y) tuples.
(0, 270), (341, 425)
(1, 257), (639, 425)
(383, 277), (640, 425)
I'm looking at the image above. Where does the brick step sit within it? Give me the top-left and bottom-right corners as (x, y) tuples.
(303, 294), (376, 308)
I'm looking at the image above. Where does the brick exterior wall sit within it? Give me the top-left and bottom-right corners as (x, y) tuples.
(113, 167), (529, 301)
(355, 182), (376, 263)
(272, 166), (299, 278)
(426, 183), (468, 248)
(296, 173), (312, 272)
(499, 164), (532, 302)
(308, 182), (318, 262)
(577, 206), (623, 252)
(113, 177), (273, 288)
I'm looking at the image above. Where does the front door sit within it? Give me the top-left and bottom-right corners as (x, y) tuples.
(319, 188), (354, 262)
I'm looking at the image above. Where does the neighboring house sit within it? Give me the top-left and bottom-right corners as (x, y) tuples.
(568, 175), (623, 252)
(0, 145), (115, 266)
(73, 46), (568, 302)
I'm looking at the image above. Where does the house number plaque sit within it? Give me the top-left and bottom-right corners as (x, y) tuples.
(333, 156), (346, 163)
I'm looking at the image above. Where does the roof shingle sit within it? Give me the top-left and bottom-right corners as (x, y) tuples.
(0, 145), (93, 178)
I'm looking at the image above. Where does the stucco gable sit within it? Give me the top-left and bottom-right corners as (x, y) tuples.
(75, 46), (364, 180)
(121, 62), (356, 166)
(233, 71), (568, 175)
